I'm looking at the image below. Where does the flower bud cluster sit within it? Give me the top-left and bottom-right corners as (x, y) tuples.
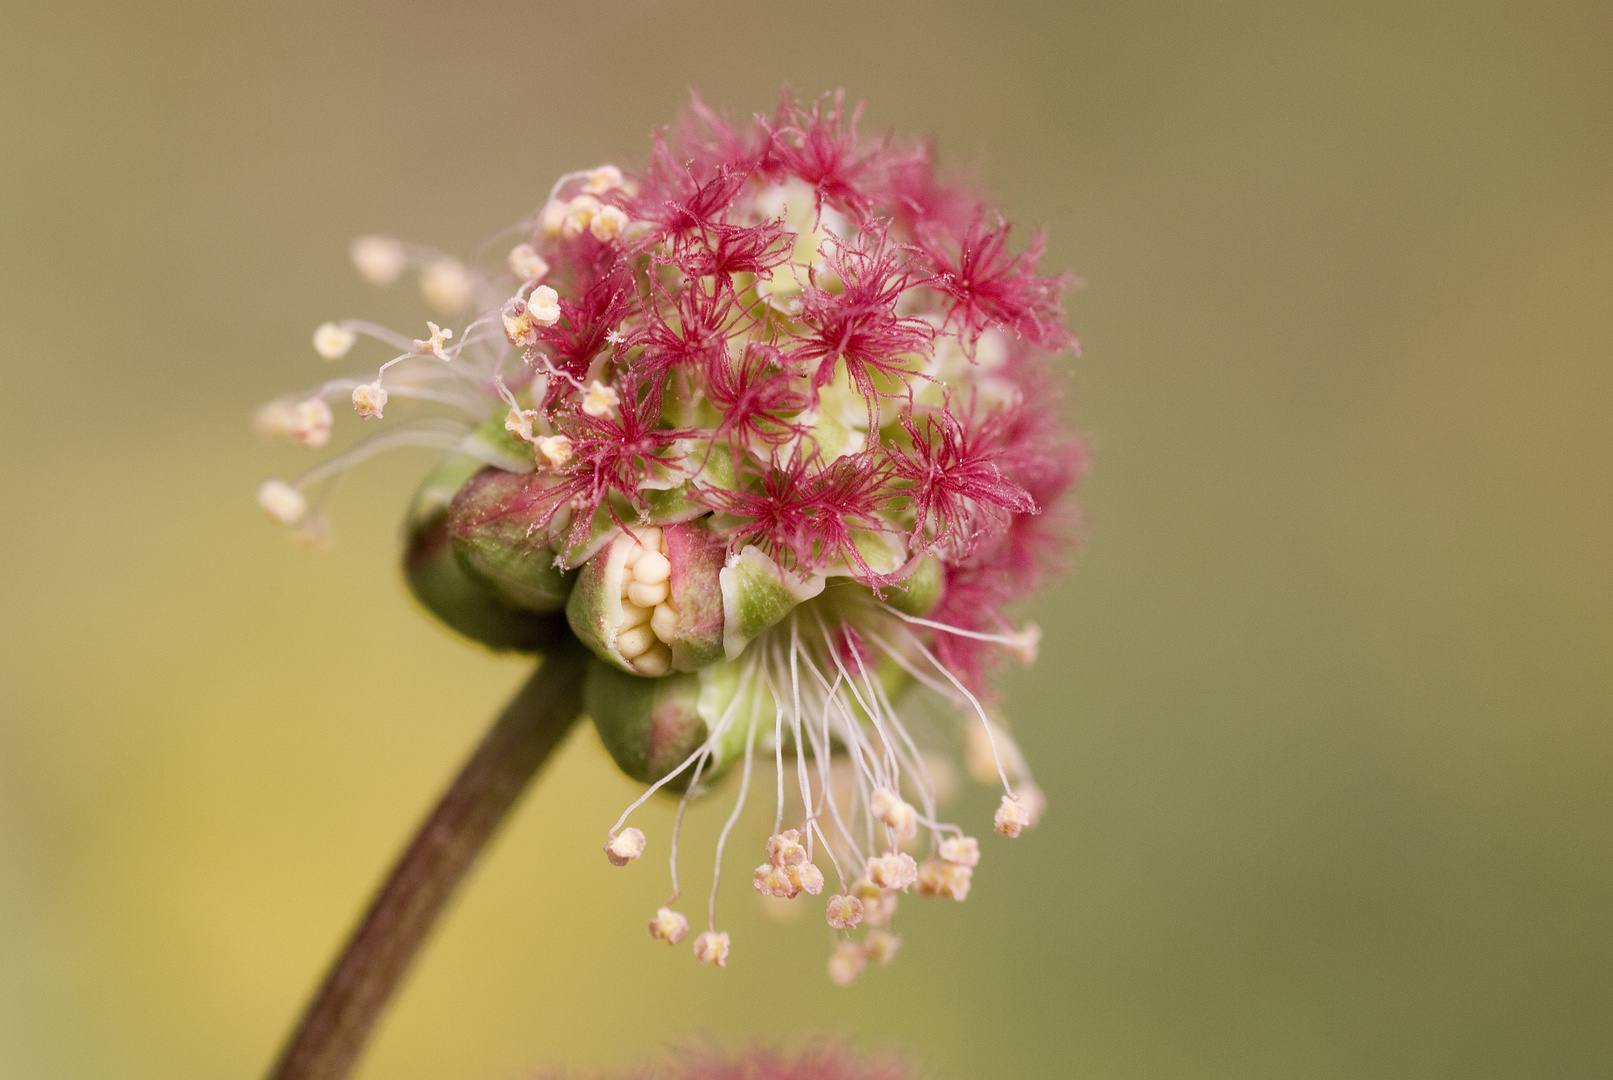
(255, 89), (1086, 984)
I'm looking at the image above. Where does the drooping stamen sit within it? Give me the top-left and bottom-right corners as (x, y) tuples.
(286, 421), (472, 501)
(606, 656), (761, 836)
(878, 602), (1042, 657)
(706, 706), (759, 933)
(866, 624), (1018, 798)
(665, 746), (709, 905)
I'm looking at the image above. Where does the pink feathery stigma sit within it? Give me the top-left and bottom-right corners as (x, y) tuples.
(700, 342), (813, 455)
(631, 276), (745, 381)
(764, 89), (883, 216)
(878, 139), (983, 235)
(890, 406), (1039, 558)
(544, 376), (693, 553)
(918, 217), (1075, 354)
(702, 449), (894, 583)
(795, 222), (934, 406)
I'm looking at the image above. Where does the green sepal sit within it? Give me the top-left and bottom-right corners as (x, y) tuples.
(882, 553), (943, 617)
(585, 661), (708, 787)
(460, 415), (534, 474)
(564, 534), (635, 672)
(402, 456), (568, 652)
(719, 545), (826, 659)
(693, 657), (770, 771)
(447, 468), (576, 613)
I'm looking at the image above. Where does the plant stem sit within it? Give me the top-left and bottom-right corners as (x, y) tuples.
(264, 640), (589, 1080)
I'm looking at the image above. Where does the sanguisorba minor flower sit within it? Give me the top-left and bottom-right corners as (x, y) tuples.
(257, 91), (1086, 985)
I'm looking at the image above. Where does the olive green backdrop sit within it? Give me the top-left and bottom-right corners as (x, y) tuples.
(2, 2), (1609, 1077)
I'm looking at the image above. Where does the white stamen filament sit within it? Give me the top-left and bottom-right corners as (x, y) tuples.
(288, 421), (471, 492)
(867, 626), (1018, 797)
(707, 707), (759, 931)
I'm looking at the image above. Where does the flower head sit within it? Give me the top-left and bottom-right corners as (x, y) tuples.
(255, 90), (1084, 983)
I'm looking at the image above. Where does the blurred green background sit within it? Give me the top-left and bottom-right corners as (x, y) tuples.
(3, 1), (1610, 1077)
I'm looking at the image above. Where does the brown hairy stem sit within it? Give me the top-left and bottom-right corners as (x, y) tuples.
(265, 640), (589, 1080)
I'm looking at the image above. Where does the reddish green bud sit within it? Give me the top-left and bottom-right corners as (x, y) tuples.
(661, 520), (728, 669)
(584, 662), (707, 787)
(447, 467), (576, 613)
(402, 455), (567, 652)
(585, 655), (758, 787)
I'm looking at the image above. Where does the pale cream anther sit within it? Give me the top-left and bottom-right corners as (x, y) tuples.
(257, 480), (307, 525)
(939, 836), (980, 868)
(501, 299), (536, 347)
(352, 382), (388, 420)
(627, 579), (669, 608)
(693, 930), (730, 967)
(313, 322), (356, 360)
(863, 928), (901, 966)
(964, 719), (1028, 785)
(788, 862), (825, 896)
(289, 398), (334, 447)
(650, 603), (680, 643)
(616, 624), (656, 660)
(1017, 782), (1046, 827)
(561, 195), (603, 241)
(825, 893), (864, 929)
(583, 165), (624, 193)
(631, 549), (670, 584)
(766, 829), (808, 867)
(1007, 622), (1042, 665)
(253, 399), (299, 437)
(648, 906), (688, 945)
(504, 406), (538, 443)
(589, 205), (629, 242)
(618, 600), (653, 629)
(828, 941), (866, 987)
(527, 284), (561, 327)
(871, 787), (918, 840)
(864, 852), (919, 892)
(420, 258), (472, 312)
(635, 526), (663, 551)
(539, 200), (569, 238)
(861, 891), (897, 926)
(604, 827), (646, 866)
(753, 863), (797, 899)
(350, 235), (405, 286)
(916, 858), (972, 901)
(632, 642), (671, 676)
(993, 794), (1031, 838)
(614, 525), (674, 675)
(850, 878), (898, 926)
(582, 380), (619, 418)
(414, 321), (454, 360)
(536, 435), (573, 469)
(508, 242), (550, 281)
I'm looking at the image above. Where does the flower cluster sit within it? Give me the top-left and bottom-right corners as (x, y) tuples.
(549, 1044), (909, 1080)
(257, 91), (1086, 984)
